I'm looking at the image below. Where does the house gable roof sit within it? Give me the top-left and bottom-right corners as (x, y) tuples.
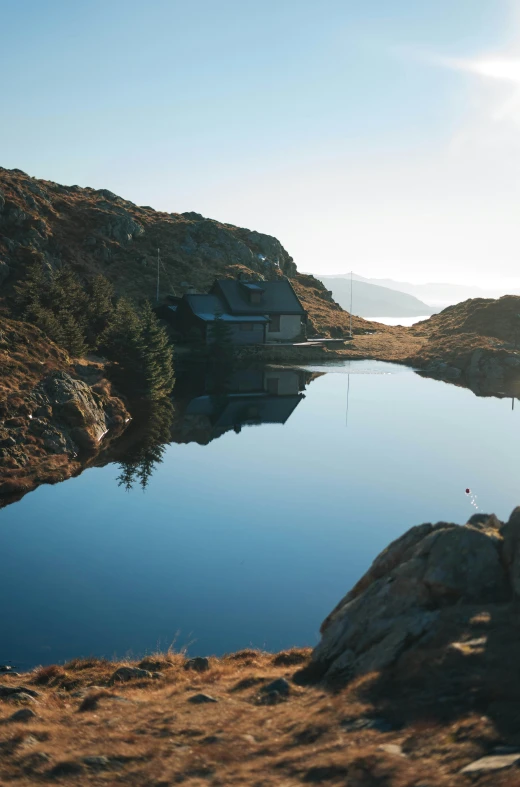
(211, 279), (305, 316)
(183, 293), (268, 323)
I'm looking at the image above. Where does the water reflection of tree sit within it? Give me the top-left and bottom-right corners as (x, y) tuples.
(116, 399), (174, 491)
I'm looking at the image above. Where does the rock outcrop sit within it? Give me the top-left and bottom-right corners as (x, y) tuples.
(0, 167), (362, 338)
(0, 317), (129, 507)
(302, 510), (520, 684)
(411, 296), (520, 388)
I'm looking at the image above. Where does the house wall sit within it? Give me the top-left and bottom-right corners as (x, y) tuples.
(263, 369), (301, 395)
(266, 314), (302, 341)
(206, 322), (265, 345)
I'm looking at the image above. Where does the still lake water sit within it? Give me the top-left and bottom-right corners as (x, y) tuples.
(369, 315), (432, 326)
(1, 360), (518, 669)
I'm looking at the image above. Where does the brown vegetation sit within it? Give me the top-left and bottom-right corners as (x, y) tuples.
(0, 314), (129, 508)
(2, 632), (520, 786)
(2, 167), (519, 379)
(0, 167), (362, 339)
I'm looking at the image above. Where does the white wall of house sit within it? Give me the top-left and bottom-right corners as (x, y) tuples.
(266, 314), (302, 341)
(263, 370), (301, 395)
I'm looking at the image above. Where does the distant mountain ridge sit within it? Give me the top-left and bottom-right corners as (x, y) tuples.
(323, 273), (520, 308)
(319, 275), (436, 318)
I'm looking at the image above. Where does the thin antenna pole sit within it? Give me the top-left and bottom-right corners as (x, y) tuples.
(349, 270), (353, 337)
(346, 372), (351, 427)
(156, 247), (160, 304)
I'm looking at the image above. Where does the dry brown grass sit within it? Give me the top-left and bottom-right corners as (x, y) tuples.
(1, 640), (519, 786)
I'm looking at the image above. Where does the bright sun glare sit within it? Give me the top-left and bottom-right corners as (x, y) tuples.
(471, 58), (520, 84)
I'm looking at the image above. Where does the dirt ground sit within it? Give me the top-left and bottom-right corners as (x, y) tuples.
(3, 614), (520, 787)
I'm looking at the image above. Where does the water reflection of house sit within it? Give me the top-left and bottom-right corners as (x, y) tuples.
(172, 367), (309, 444)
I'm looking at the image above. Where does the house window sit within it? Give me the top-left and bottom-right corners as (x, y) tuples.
(240, 323), (254, 331)
(266, 378), (279, 394)
(269, 314), (281, 332)
(250, 292), (262, 305)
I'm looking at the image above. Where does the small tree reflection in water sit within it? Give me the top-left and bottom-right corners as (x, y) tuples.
(117, 399), (174, 491)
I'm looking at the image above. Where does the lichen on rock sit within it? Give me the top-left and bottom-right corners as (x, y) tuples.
(302, 511), (519, 685)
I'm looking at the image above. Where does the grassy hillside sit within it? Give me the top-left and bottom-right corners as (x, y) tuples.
(0, 167), (373, 338)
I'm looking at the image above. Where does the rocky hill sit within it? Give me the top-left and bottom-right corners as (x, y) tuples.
(408, 296), (520, 389)
(0, 167), (370, 338)
(0, 317), (129, 507)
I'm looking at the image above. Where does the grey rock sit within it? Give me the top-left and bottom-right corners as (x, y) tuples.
(201, 735), (224, 744)
(258, 690), (284, 705)
(0, 260), (10, 286)
(262, 678), (290, 697)
(7, 708), (37, 723)
(493, 746), (520, 755)
(83, 756), (111, 770)
(22, 751), (51, 770)
(0, 665), (12, 673)
(500, 507), (520, 596)
(504, 354), (520, 369)
(27, 182), (50, 201)
(188, 693), (218, 704)
(9, 692), (39, 704)
(96, 189), (120, 201)
(310, 517), (509, 683)
(461, 754), (520, 773)
(469, 349), (483, 377)
(42, 429), (68, 453)
(101, 212), (144, 244)
(109, 666), (153, 683)
(379, 743), (406, 757)
(5, 205), (28, 226)
(0, 686), (40, 699)
(341, 716), (398, 733)
(184, 657), (210, 673)
(99, 242), (111, 262)
(37, 371), (118, 451)
(47, 761), (85, 777)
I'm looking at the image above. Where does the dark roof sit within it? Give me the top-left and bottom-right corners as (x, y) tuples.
(186, 393), (304, 431)
(212, 279), (305, 315)
(184, 293), (268, 323)
(241, 282), (265, 292)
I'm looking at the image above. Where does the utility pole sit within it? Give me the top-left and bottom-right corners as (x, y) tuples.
(156, 248), (160, 304)
(349, 270), (353, 337)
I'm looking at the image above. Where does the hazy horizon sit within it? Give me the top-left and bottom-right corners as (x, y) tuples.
(3, 0), (520, 290)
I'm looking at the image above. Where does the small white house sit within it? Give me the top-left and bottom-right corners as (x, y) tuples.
(210, 279), (306, 342)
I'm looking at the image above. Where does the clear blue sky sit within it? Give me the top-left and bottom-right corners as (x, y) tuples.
(2, 0), (518, 285)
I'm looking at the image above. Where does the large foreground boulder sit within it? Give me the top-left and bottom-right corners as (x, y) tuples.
(303, 512), (518, 684)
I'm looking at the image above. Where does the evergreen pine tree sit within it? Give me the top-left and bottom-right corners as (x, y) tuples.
(98, 297), (142, 363)
(86, 274), (115, 346)
(51, 266), (90, 331)
(57, 308), (88, 357)
(117, 399), (173, 490)
(136, 301), (175, 399)
(14, 255), (50, 315)
(29, 304), (65, 347)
